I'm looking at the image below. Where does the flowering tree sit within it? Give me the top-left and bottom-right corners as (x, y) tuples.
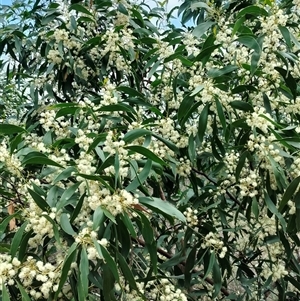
(1, 0), (300, 300)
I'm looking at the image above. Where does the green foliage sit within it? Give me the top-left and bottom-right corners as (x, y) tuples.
(1, 0), (300, 300)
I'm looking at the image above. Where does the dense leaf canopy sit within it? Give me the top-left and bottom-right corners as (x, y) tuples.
(1, 0), (300, 300)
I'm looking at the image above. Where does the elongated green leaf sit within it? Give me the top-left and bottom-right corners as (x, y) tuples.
(236, 36), (261, 53)
(198, 103), (209, 144)
(97, 155), (115, 173)
(98, 104), (137, 113)
(58, 182), (81, 210)
(192, 21), (215, 38)
(80, 248), (89, 299)
(191, 2), (213, 12)
(60, 213), (76, 235)
(10, 221), (28, 258)
(185, 246), (197, 287)
(17, 230), (32, 261)
(278, 26), (292, 49)
(92, 207), (105, 231)
(69, 3), (93, 16)
(215, 98), (226, 133)
(22, 152), (63, 168)
(2, 283), (10, 301)
(41, 12), (60, 25)
(87, 133), (107, 153)
(279, 176), (300, 212)
(42, 215), (61, 246)
(152, 133), (180, 154)
(235, 150), (249, 181)
(114, 152), (120, 189)
(236, 5), (268, 18)
(0, 124), (26, 135)
(138, 212), (157, 274)
(251, 49), (261, 75)
(139, 197), (186, 222)
(207, 65), (238, 78)
(195, 44), (219, 65)
(54, 242), (78, 299)
(159, 252), (186, 269)
(126, 159), (152, 192)
(293, 191), (300, 233)
(125, 145), (166, 166)
(70, 193), (86, 223)
(117, 86), (144, 98)
(17, 281), (31, 301)
(148, 60), (161, 78)
(251, 198), (259, 220)
(203, 250), (215, 281)
(117, 252), (138, 290)
(139, 212), (154, 244)
(275, 67), (297, 100)
(188, 134), (196, 163)
(178, 95), (194, 120)
(28, 188), (50, 211)
(190, 85), (204, 97)
(55, 107), (79, 119)
(0, 212), (20, 233)
(179, 100), (203, 127)
(100, 245), (119, 281)
(264, 191), (286, 232)
(102, 207), (117, 224)
(123, 129), (152, 143)
(229, 101), (254, 112)
(121, 213), (136, 238)
(212, 258), (222, 298)
(102, 264), (116, 301)
(53, 166), (77, 184)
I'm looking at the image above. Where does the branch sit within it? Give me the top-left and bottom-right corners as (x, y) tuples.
(192, 168), (241, 206)
(133, 237), (230, 297)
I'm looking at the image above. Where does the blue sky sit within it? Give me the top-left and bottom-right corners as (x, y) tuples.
(1, 0), (12, 4)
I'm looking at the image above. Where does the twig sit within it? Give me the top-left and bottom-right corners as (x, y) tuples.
(159, 185), (166, 201)
(192, 168), (241, 206)
(133, 237), (230, 296)
(8, 201), (16, 230)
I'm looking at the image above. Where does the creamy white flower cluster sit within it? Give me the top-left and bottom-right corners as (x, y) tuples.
(228, 215), (251, 252)
(75, 221), (108, 260)
(201, 232), (227, 258)
(261, 260), (288, 282)
(246, 107), (275, 134)
(114, 11), (130, 27)
(101, 28), (135, 71)
(254, 214), (278, 243)
(177, 157), (192, 177)
(83, 179), (139, 215)
(290, 156), (300, 179)
(0, 253), (74, 299)
(0, 255), (20, 288)
(47, 49), (62, 64)
(76, 151), (97, 175)
(75, 128), (93, 152)
(184, 207), (198, 227)
(99, 81), (119, 106)
(157, 118), (188, 148)
(155, 39), (174, 60)
(214, 17), (237, 48)
(39, 109), (71, 138)
(239, 169), (259, 198)
(183, 32), (201, 57)
(23, 198), (57, 248)
(116, 276), (188, 301)
(0, 139), (23, 176)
